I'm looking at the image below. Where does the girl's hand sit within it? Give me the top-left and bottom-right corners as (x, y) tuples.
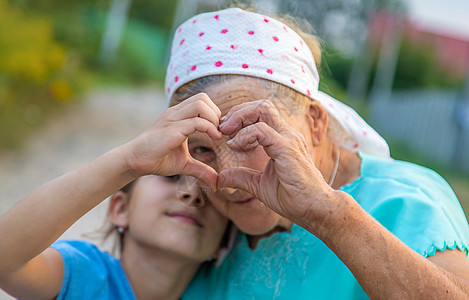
(123, 93), (222, 189)
(216, 99), (335, 228)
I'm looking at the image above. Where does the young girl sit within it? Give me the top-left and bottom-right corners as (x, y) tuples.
(0, 93), (228, 300)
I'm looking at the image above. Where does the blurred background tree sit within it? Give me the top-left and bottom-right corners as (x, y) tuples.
(1, 0), (179, 151)
(0, 0), (75, 149)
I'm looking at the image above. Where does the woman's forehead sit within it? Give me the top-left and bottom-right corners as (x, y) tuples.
(204, 79), (269, 114)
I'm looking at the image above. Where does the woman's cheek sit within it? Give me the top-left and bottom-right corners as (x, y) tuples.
(208, 193), (230, 217)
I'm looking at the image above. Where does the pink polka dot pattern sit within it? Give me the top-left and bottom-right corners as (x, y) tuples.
(165, 8), (390, 158)
(166, 7), (319, 106)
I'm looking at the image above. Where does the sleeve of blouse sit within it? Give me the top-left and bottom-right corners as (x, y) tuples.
(50, 240), (109, 300)
(360, 166), (469, 258)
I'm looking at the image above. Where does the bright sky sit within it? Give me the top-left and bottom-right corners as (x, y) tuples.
(406, 0), (469, 40)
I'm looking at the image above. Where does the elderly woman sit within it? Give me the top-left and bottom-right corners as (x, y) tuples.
(166, 7), (469, 299)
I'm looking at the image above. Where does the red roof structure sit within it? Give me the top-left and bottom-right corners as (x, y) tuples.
(369, 10), (469, 77)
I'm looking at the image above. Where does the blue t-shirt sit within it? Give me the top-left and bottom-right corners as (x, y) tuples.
(183, 154), (469, 299)
(50, 240), (136, 300)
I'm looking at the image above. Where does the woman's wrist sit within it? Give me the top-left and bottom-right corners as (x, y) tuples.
(301, 189), (359, 242)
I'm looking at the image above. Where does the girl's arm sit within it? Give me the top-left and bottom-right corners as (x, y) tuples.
(0, 93), (221, 299)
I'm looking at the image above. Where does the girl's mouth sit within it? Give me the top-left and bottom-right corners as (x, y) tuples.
(166, 211), (203, 227)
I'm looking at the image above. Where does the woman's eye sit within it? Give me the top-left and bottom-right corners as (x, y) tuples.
(190, 146), (216, 163)
(194, 146), (211, 154)
(163, 175), (181, 182)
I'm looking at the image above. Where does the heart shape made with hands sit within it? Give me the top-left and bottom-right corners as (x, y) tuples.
(183, 98), (306, 203)
(177, 97), (332, 225)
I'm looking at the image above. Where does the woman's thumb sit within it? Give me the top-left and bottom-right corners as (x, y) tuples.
(217, 167), (260, 198)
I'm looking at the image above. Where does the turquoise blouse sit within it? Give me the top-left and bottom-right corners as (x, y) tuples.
(183, 153), (469, 299)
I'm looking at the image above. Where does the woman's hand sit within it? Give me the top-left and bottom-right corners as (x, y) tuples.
(123, 93), (222, 189)
(217, 99), (335, 228)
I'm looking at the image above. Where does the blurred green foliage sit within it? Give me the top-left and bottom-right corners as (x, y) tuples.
(0, 0), (78, 150)
(1, 0), (176, 152)
(322, 40), (464, 101)
(10, 0), (175, 82)
(393, 38), (463, 90)
(321, 46), (354, 96)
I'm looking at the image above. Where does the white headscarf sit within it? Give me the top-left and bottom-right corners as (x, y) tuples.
(165, 7), (390, 158)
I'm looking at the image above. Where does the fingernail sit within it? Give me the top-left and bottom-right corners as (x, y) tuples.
(227, 138), (234, 145)
(219, 122), (225, 129)
(220, 115), (227, 121)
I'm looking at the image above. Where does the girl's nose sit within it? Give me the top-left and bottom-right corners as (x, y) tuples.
(177, 176), (205, 207)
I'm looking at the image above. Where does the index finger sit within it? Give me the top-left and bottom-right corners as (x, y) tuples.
(183, 93), (222, 119)
(219, 99), (289, 136)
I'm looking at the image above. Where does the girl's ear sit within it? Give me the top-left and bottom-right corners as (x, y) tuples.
(109, 191), (130, 229)
(306, 101), (329, 146)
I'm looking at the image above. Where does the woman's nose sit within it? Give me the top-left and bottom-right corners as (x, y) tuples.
(177, 176), (205, 207)
(217, 150), (246, 195)
(217, 148), (244, 170)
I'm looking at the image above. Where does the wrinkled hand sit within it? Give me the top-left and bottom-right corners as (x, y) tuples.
(123, 93), (222, 189)
(217, 99), (334, 226)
